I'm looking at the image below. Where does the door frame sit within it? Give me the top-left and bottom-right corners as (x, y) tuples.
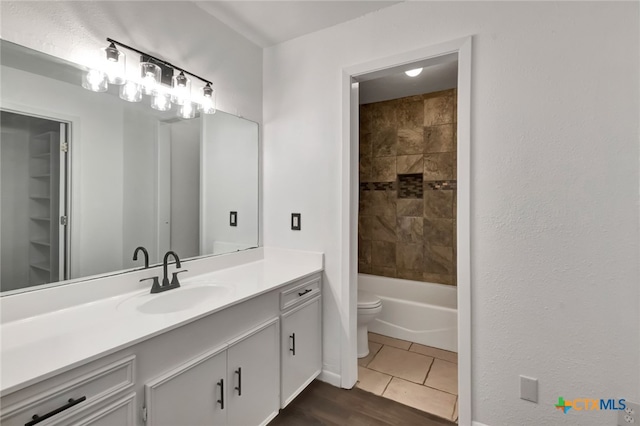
(340, 36), (472, 425)
(0, 103), (74, 282)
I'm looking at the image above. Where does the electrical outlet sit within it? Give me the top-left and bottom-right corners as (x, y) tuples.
(618, 401), (639, 425)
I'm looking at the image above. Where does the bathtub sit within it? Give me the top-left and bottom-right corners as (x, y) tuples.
(358, 273), (458, 352)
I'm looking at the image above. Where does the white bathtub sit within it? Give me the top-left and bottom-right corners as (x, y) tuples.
(358, 273), (458, 352)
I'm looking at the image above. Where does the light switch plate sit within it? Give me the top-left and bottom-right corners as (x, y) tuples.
(520, 376), (538, 403)
(291, 213), (301, 230)
(230, 211), (237, 227)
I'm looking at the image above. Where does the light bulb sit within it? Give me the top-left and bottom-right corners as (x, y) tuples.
(171, 72), (191, 105)
(82, 69), (108, 92)
(199, 84), (216, 114)
(140, 62), (161, 95)
(178, 101), (196, 119)
(103, 43), (126, 85)
(119, 81), (142, 102)
(151, 91), (172, 111)
(405, 68), (423, 77)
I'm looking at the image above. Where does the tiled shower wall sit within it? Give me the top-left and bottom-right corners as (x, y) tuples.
(358, 89), (457, 286)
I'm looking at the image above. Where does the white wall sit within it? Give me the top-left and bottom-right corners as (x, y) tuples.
(0, 1), (262, 124)
(170, 118), (201, 259)
(122, 107), (160, 268)
(263, 2), (639, 426)
(201, 112), (259, 255)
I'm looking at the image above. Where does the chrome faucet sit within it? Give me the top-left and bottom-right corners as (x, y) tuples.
(140, 250), (187, 294)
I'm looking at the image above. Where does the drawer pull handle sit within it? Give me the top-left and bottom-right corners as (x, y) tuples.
(298, 289), (312, 297)
(290, 333), (296, 356)
(25, 396), (86, 426)
(235, 367), (242, 396)
(217, 379), (224, 409)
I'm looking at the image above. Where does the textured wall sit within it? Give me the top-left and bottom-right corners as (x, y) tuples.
(264, 2), (639, 425)
(359, 89), (458, 285)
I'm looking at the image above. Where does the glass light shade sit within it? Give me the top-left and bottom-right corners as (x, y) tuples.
(119, 81), (142, 102)
(103, 45), (126, 85)
(140, 62), (161, 95)
(404, 68), (423, 77)
(171, 72), (191, 105)
(199, 85), (216, 114)
(178, 102), (196, 119)
(151, 92), (172, 111)
(82, 69), (108, 92)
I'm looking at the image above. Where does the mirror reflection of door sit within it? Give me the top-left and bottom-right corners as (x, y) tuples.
(0, 110), (69, 291)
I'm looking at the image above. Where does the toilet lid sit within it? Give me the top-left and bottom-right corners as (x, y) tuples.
(358, 291), (381, 309)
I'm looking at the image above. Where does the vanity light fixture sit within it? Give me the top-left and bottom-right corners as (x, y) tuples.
(171, 71), (191, 105)
(82, 38), (217, 118)
(140, 61), (161, 95)
(103, 42), (126, 84)
(200, 83), (216, 115)
(405, 68), (423, 77)
(82, 69), (108, 92)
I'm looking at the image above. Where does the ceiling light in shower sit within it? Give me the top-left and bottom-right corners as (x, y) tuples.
(103, 42), (126, 85)
(82, 69), (108, 92)
(405, 68), (423, 77)
(199, 83), (216, 115)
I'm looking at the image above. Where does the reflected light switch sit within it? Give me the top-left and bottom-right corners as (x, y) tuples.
(291, 213), (301, 231)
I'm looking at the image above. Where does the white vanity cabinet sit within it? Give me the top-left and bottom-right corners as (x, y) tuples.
(2, 269), (323, 426)
(279, 276), (322, 408)
(144, 319), (279, 426)
(0, 355), (136, 426)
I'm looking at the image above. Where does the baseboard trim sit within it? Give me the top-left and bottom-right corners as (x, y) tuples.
(472, 422), (490, 426)
(317, 369), (341, 387)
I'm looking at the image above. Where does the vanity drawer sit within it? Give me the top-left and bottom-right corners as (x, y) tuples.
(280, 276), (321, 311)
(1, 355), (135, 426)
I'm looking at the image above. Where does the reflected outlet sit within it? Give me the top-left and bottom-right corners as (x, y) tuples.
(618, 401), (639, 425)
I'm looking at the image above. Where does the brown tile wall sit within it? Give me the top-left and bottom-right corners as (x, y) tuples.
(359, 89), (457, 286)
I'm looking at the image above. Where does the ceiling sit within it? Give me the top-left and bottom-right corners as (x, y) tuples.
(194, 1), (402, 47)
(359, 60), (458, 105)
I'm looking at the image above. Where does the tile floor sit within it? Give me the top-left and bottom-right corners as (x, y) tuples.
(356, 332), (459, 422)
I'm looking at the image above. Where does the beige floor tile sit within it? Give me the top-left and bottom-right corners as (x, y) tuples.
(409, 343), (458, 364)
(356, 366), (392, 396)
(453, 398), (458, 422)
(368, 345), (433, 384)
(368, 332), (412, 350)
(424, 358), (458, 395)
(358, 341), (383, 367)
(383, 377), (457, 419)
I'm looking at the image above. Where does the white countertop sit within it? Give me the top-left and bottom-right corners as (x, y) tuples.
(0, 248), (323, 396)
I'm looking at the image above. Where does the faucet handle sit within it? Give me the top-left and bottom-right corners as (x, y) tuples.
(141, 276), (162, 293)
(171, 270), (189, 287)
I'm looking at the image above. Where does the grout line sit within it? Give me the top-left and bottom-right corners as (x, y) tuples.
(422, 382), (458, 397)
(450, 397), (458, 422)
(422, 357), (435, 385)
(381, 374), (393, 396)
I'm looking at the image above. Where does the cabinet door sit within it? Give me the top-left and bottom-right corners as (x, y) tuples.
(145, 345), (227, 426)
(281, 296), (322, 408)
(226, 319), (279, 426)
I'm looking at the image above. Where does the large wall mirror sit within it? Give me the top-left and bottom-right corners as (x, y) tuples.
(0, 40), (259, 294)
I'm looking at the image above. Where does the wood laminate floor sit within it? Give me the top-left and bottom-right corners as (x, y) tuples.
(269, 380), (457, 426)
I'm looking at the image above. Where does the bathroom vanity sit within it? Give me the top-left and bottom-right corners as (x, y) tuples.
(0, 248), (323, 426)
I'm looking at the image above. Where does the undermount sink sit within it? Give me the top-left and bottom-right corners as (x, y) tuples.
(118, 284), (231, 314)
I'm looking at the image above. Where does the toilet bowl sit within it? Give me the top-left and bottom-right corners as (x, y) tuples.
(357, 291), (382, 358)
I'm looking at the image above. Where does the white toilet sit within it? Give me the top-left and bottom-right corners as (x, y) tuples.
(357, 291), (382, 358)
